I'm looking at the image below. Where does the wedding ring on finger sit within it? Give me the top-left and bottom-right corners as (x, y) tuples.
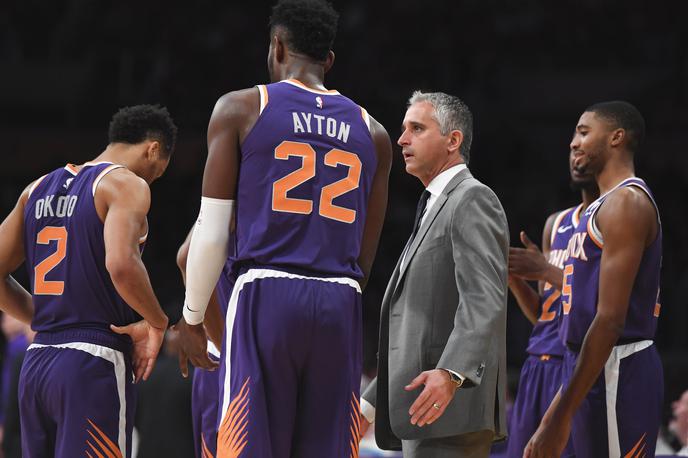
(432, 402), (441, 410)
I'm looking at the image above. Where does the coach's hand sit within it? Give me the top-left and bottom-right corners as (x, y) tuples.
(111, 319), (167, 383)
(172, 317), (219, 377)
(405, 369), (457, 427)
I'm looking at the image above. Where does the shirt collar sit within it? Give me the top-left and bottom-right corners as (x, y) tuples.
(426, 164), (467, 197)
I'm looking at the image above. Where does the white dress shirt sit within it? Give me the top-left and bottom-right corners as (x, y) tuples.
(400, 164), (467, 269)
(362, 164), (467, 424)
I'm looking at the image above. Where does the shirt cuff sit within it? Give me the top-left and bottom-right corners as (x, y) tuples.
(360, 398), (376, 424)
(441, 368), (465, 382)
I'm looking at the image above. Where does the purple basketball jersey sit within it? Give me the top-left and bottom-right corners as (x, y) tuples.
(560, 178), (662, 346)
(234, 79), (377, 278)
(526, 205), (582, 357)
(23, 163), (139, 346)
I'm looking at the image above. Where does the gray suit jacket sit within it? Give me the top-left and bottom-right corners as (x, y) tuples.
(362, 169), (509, 450)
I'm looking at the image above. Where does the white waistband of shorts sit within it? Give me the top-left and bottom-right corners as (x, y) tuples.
(612, 339), (653, 358)
(237, 268), (362, 294)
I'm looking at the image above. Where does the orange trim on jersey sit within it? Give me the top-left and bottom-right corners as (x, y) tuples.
(64, 163), (80, 175)
(360, 106), (370, 131)
(349, 393), (361, 458)
(550, 209), (569, 246)
(28, 174), (48, 197)
(572, 203), (583, 228)
(586, 216), (604, 248)
(623, 432), (646, 458)
(258, 85), (269, 114)
(92, 164), (125, 196)
(217, 377), (250, 457)
(654, 302), (661, 317)
(201, 436), (214, 458)
(86, 418), (123, 458)
(284, 78), (340, 95)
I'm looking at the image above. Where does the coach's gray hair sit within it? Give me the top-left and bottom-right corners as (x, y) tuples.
(408, 91), (473, 164)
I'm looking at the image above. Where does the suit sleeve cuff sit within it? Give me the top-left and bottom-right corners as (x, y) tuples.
(360, 398), (376, 423)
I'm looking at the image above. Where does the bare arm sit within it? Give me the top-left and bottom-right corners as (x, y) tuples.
(508, 212), (558, 324)
(508, 276), (540, 325)
(555, 188), (655, 418)
(176, 227), (224, 349)
(526, 188), (657, 457)
(0, 187), (34, 324)
(174, 89), (255, 375)
(202, 89), (257, 200)
(99, 170), (168, 329)
(357, 117), (392, 290)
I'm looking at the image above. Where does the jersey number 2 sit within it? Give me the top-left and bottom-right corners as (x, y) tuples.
(272, 141), (361, 224)
(34, 226), (67, 295)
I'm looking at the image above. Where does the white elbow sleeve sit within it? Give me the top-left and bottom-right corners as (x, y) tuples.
(183, 197), (234, 325)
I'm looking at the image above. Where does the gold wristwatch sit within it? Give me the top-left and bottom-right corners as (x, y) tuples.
(441, 368), (464, 389)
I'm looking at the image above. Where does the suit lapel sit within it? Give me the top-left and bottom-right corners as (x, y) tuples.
(394, 169), (473, 293)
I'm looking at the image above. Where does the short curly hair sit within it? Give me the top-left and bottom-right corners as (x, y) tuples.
(585, 101), (645, 155)
(108, 105), (178, 157)
(269, 0), (339, 61)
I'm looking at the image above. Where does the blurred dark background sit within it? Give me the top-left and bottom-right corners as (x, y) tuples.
(1, 0), (687, 433)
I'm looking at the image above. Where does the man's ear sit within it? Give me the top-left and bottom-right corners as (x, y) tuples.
(610, 128), (625, 148)
(146, 141), (161, 161)
(447, 129), (464, 156)
(274, 34), (286, 63)
(323, 50), (335, 74)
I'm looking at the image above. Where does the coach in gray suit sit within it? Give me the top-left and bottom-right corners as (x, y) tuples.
(360, 92), (509, 457)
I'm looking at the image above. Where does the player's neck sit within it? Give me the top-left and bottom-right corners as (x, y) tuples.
(596, 161), (635, 195)
(580, 187), (599, 210)
(92, 144), (137, 170)
(279, 63), (327, 91)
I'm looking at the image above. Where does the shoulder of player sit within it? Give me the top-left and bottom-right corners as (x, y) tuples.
(597, 186), (655, 230)
(18, 181), (34, 207)
(542, 211), (559, 236)
(367, 115), (392, 164)
(212, 88), (259, 120)
(97, 167), (150, 203)
(541, 209), (565, 251)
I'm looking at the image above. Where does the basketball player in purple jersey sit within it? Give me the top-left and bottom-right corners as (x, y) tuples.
(0, 105), (175, 457)
(526, 101), (662, 458)
(174, 1), (392, 456)
(506, 150), (598, 457)
(177, 227), (234, 458)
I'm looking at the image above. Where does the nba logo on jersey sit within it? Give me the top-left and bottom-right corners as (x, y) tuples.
(316, 96), (323, 109)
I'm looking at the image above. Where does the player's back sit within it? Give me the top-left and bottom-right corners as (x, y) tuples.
(23, 162), (137, 350)
(234, 79), (377, 279)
